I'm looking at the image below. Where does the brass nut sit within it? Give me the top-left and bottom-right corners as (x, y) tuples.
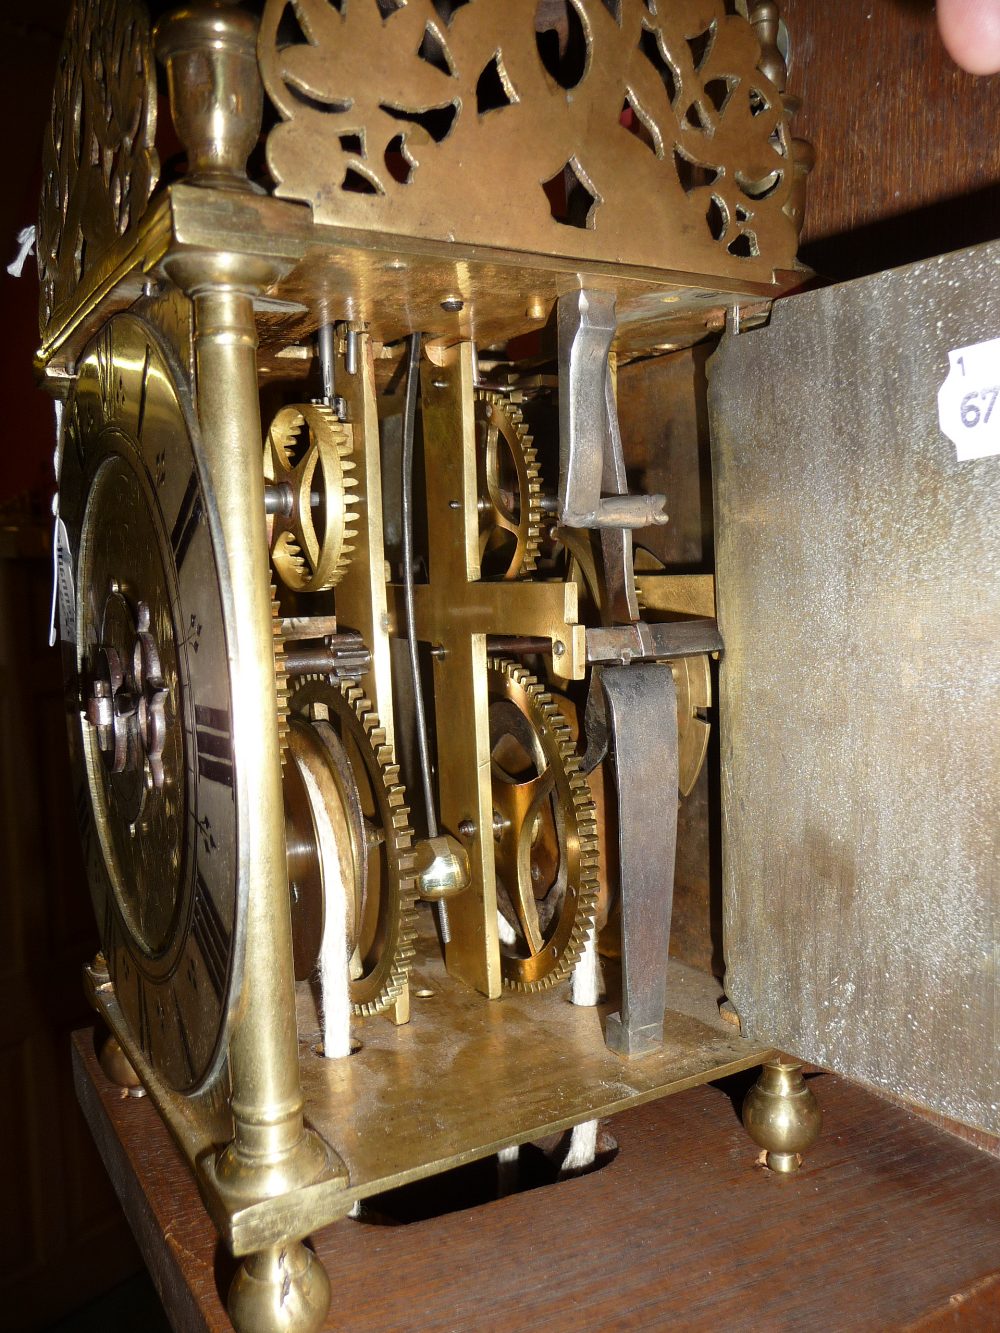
(414, 835), (471, 902)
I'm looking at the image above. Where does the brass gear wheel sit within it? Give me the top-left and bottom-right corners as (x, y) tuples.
(487, 657), (599, 992)
(285, 677), (417, 1015)
(264, 402), (358, 592)
(271, 583), (290, 762)
(476, 391), (543, 580)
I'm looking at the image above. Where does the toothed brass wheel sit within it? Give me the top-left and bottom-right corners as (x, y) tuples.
(270, 583), (290, 762)
(264, 402), (358, 592)
(476, 392), (543, 580)
(285, 677), (417, 1015)
(487, 658), (599, 991)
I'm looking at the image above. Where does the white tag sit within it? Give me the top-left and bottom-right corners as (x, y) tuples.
(6, 223), (35, 278)
(51, 516), (76, 647)
(48, 400), (69, 648)
(937, 336), (1000, 462)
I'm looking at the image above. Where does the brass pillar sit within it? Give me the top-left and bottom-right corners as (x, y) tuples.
(155, 10), (336, 1328)
(192, 274), (327, 1187)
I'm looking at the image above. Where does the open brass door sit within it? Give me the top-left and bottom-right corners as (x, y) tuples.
(711, 240), (1000, 1137)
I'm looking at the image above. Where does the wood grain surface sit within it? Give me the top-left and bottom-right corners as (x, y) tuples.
(782, 0), (1000, 278)
(73, 1029), (1000, 1333)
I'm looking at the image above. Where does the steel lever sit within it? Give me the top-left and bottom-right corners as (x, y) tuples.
(556, 289), (669, 532)
(593, 664), (679, 1057)
(586, 618), (723, 665)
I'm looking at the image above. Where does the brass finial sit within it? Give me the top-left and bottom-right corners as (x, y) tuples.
(154, 4), (263, 190)
(751, 2), (786, 91)
(228, 1241), (331, 1333)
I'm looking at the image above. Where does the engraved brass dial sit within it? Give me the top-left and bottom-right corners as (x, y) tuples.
(59, 313), (240, 1092)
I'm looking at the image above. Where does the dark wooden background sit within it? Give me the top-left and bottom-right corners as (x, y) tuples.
(786, 0), (1000, 277)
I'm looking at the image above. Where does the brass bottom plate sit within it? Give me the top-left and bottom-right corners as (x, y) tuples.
(91, 914), (770, 1255)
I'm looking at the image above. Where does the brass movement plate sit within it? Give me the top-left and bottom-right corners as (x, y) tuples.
(89, 914), (769, 1255)
(39, 185), (798, 378)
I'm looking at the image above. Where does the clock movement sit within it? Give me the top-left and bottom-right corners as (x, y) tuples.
(36, 1), (820, 1326)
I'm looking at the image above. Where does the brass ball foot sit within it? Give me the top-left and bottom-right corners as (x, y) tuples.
(96, 1032), (144, 1094)
(742, 1059), (822, 1173)
(228, 1240), (330, 1333)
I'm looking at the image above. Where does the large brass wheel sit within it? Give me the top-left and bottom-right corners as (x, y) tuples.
(487, 658), (599, 992)
(285, 678), (417, 1015)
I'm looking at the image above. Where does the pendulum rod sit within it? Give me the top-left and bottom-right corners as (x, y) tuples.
(399, 332), (451, 941)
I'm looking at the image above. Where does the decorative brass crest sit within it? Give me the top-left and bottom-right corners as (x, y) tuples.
(259, 0), (801, 278)
(37, 0), (158, 331)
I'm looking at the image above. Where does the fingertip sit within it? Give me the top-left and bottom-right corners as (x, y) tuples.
(938, 0), (1000, 75)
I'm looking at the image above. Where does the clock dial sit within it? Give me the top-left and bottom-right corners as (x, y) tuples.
(60, 313), (241, 1092)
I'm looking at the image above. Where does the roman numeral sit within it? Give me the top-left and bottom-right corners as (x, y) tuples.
(75, 783), (95, 864)
(69, 398), (85, 467)
(136, 344), (152, 441)
(174, 993), (196, 1081)
(96, 324), (114, 415)
(95, 325), (126, 421)
(191, 872), (230, 1001)
(195, 704), (233, 789)
(102, 891), (115, 954)
(137, 976), (152, 1056)
(170, 469), (203, 571)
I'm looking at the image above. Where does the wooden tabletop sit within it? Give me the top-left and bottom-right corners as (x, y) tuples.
(72, 1029), (1000, 1332)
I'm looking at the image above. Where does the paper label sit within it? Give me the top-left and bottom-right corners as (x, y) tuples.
(937, 336), (1000, 461)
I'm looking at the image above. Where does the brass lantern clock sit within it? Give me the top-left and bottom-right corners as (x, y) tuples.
(37, 1), (819, 1327)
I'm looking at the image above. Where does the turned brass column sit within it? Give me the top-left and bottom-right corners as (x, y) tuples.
(156, 0), (333, 1208)
(156, 8), (335, 1330)
(189, 273), (331, 1189)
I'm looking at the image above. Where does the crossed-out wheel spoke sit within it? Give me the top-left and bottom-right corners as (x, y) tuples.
(487, 658), (599, 991)
(285, 677), (417, 1015)
(476, 392), (543, 580)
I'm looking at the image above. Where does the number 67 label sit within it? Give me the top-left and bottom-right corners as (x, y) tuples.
(937, 336), (1000, 461)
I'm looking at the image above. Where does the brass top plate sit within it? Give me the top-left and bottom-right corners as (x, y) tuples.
(38, 184), (799, 377)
